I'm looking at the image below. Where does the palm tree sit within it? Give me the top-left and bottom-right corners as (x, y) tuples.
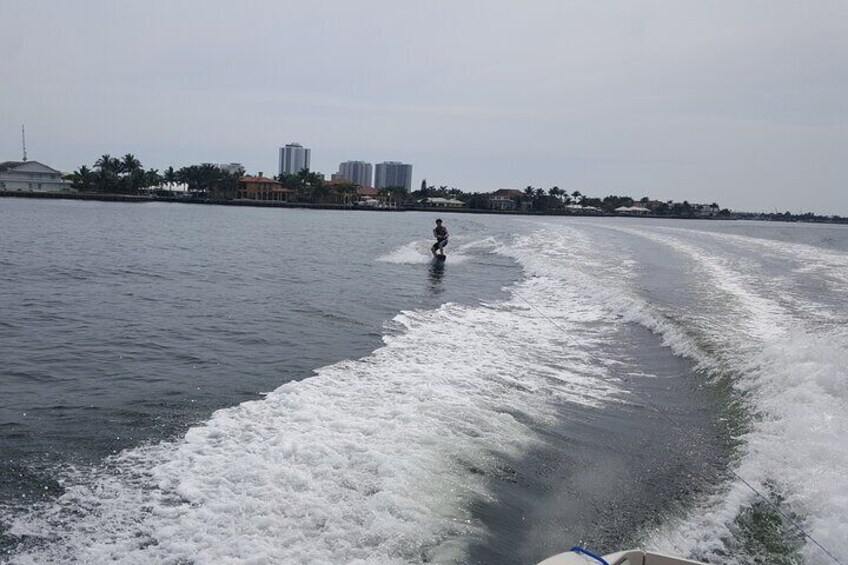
(94, 154), (119, 173)
(118, 154), (143, 193)
(144, 169), (161, 190)
(121, 154), (141, 174)
(94, 154), (120, 192)
(334, 182), (358, 205)
(571, 190), (582, 203)
(163, 166), (178, 187)
(276, 172), (300, 190)
(379, 185), (407, 206)
(71, 165), (95, 191)
(196, 163), (221, 198)
(177, 165), (201, 195)
(523, 186), (536, 210)
(412, 184), (431, 200)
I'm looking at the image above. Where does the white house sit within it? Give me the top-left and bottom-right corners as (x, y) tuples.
(422, 197), (464, 208)
(565, 204), (601, 213)
(0, 161), (71, 192)
(489, 188), (525, 211)
(694, 203), (721, 217)
(614, 205), (650, 214)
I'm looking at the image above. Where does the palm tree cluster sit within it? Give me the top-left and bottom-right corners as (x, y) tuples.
(68, 155), (244, 198)
(176, 164), (243, 200)
(276, 169), (330, 202)
(68, 154), (160, 194)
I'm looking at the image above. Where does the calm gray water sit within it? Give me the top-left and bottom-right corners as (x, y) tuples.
(1, 199), (847, 564)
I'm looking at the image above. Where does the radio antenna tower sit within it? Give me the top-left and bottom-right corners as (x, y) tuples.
(21, 124), (27, 162)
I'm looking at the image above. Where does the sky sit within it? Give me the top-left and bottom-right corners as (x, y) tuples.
(1, 0), (846, 214)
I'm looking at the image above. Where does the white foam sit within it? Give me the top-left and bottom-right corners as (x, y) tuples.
(376, 239), (484, 265)
(585, 224), (848, 562)
(376, 240), (434, 264)
(692, 228), (848, 323)
(8, 243), (622, 564)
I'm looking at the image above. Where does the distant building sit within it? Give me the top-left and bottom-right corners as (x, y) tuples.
(694, 203), (721, 217)
(374, 161), (412, 191)
(489, 188), (524, 211)
(0, 160), (71, 192)
(337, 161), (372, 187)
(421, 197), (464, 208)
(207, 162), (244, 175)
(237, 174), (295, 202)
(565, 204), (601, 213)
(614, 206), (650, 214)
(278, 143), (311, 176)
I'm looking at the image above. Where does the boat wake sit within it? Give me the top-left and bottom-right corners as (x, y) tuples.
(5, 220), (847, 564)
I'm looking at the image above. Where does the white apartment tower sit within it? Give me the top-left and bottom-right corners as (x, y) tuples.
(337, 161), (373, 187)
(374, 161), (413, 191)
(278, 143), (311, 176)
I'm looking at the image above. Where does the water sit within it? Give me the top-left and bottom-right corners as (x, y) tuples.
(1, 199), (846, 564)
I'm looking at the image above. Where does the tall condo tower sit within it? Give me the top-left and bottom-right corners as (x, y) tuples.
(278, 143), (311, 176)
(374, 161), (413, 191)
(337, 161), (373, 187)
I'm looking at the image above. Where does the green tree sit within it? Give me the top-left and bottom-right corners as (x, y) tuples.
(379, 185), (408, 206)
(549, 186), (562, 200)
(334, 182), (359, 205)
(293, 168), (327, 202)
(163, 166), (178, 187)
(94, 154), (121, 192)
(276, 172), (303, 190)
(462, 192), (490, 210)
(70, 165), (95, 191)
(144, 169), (161, 190)
(411, 183), (431, 200)
(121, 154), (144, 193)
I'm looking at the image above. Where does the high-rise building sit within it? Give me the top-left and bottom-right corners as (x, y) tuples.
(374, 161), (413, 191)
(337, 161), (373, 187)
(278, 143), (311, 176)
(203, 162), (244, 175)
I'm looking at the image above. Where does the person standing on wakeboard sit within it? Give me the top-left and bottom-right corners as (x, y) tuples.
(431, 218), (449, 257)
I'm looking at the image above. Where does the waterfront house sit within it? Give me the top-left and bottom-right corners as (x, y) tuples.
(565, 204), (601, 213)
(355, 187), (379, 201)
(614, 205), (650, 214)
(694, 203), (721, 217)
(236, 175), (295, 201)
(0, 160), (71, 192)
(489, 188), (524, 211)
(421, 197), (464, 208)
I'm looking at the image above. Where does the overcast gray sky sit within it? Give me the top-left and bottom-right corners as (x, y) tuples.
(2, 1), (846, 213)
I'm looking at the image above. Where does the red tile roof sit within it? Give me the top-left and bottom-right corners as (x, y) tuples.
(239, 175), (281, 184)
(491, 188), (524, 199)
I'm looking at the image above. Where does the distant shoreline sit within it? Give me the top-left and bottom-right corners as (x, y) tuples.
(2, 190), (845, 224)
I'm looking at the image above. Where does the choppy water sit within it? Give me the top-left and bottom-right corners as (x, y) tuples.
(1, 199), (846, 564)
